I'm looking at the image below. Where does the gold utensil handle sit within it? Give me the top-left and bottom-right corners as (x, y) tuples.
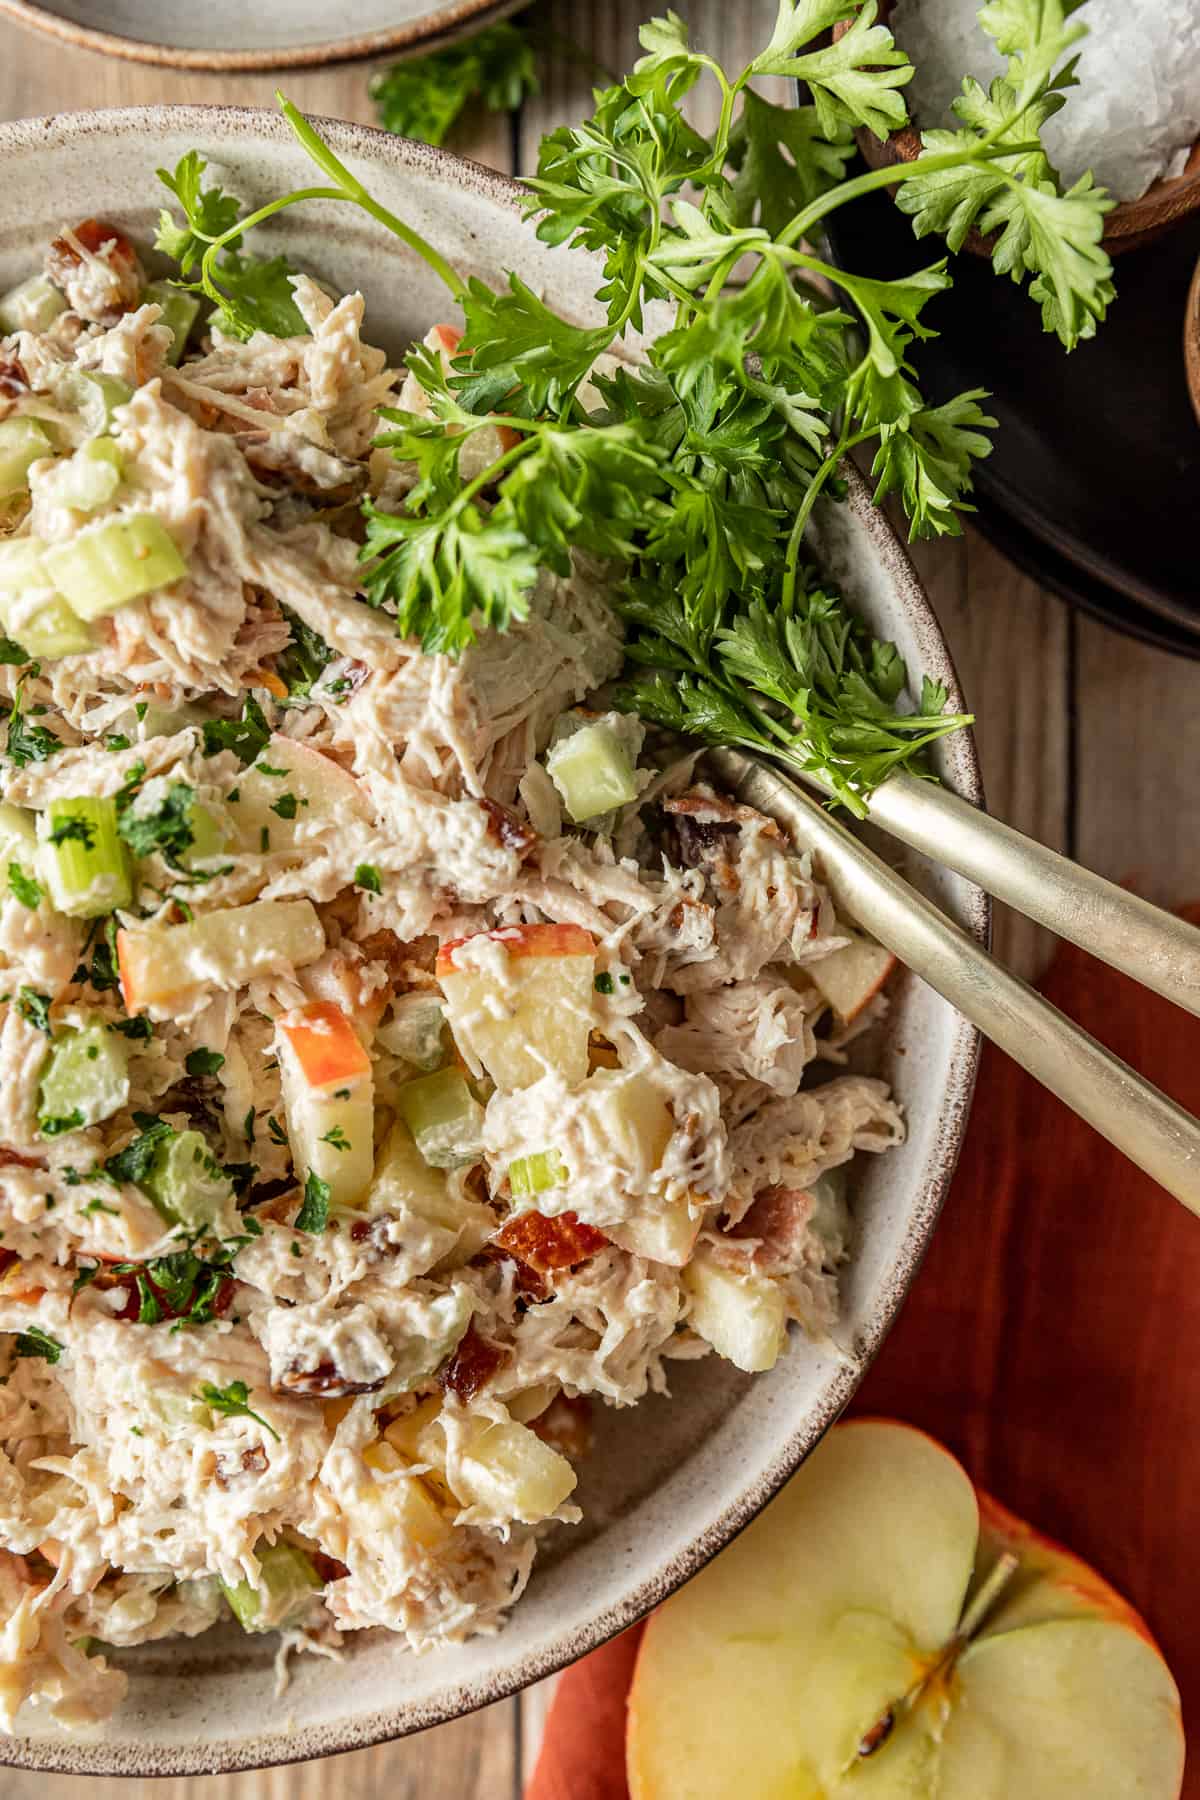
(714, 751), (1200, 1214)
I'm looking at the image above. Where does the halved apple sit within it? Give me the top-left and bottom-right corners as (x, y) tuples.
(809, 929), (898, 1025)
(628, 1418), (1184, 1800)
(436, 922), (596, 1089)
(277, 999), (374, 1206)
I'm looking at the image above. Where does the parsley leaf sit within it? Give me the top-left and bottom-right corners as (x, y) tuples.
(185, 1048), (225, 1077)
(15, 987), (53, 1037)
(117, 780), (197, 868)
(196, 1378), (280, 1440)
(5, 679), (61, 768)
(47, 813), (96, 850)
(155, 153), (306, 343)
(201, 695), (270, 767)
(0, 636), (30, 665)
(269, 792), (298, 821)
(372, 22), (538, 148)
(103, 1116), (174, 1188)
(273, 606), (335, 700)
(14, 1326), (62, 1363)
(294, 1171), (330, 1234)
(354, 863), (382, 894)
(7, 862), (41, 909)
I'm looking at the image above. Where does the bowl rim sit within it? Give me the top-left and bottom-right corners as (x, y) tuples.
(0, 101), (988, 1774)
(0, 0), (524, 72)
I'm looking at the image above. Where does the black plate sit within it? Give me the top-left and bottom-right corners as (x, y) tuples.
(824, 177), (1200, 655)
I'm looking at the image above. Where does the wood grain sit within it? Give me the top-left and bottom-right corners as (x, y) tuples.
(0, 0), (1193, 1794)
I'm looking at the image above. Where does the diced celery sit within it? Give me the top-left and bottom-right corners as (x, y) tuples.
(184, 803), (228, 867)
(37, 1022), (129, 1136)
(508, 1149), (566, 1198)
(142, 1128), (235, 1229)
(139, 1381), (210, 1438)
(144, 282), (200, 367)
(55, 437), (123, 513)
(0, 418), (52, 499)
(396, 1069), (485, 1170)
(41, 513), (187, 620)
(51, 369), (133, 439)
(0, 541), (93, 658)
(546, 722), (639, 823)
(0, 273), (66, 336)
(220, 1540), (321, 1634)
(376, 992), (449, 1071)
(38, 796), (131, 917)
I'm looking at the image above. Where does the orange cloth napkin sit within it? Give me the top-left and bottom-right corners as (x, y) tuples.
(527, 913), (1200, 1800)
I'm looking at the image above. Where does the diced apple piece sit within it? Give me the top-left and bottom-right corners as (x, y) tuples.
(371, 1120), (495, 1264)
(437, 922), (596, 1089)
(451, 1414), (577, 1524)
(682, 1248), (787, 1372)
(628, 1420), (1185, 1800)
(809, 929), (897, 1024)
(360, 1440), (452, 1552)
(277, 999), (374, 1207)
(117, 897), (324, 1014)
(226, 737), (372, 854)
(608, 1195), (700, 1269)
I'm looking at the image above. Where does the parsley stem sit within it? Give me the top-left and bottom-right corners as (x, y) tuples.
(778, 140), (1044, 249)
(277, 96), (468, 301)
(780, 427), (880, 613)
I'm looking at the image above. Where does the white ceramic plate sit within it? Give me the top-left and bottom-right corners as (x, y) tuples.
(0, 105), (988, 1774)
(0, 0), (524, 71)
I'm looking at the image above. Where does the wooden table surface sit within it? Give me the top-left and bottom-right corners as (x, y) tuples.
(0, 0), (1195, 1793)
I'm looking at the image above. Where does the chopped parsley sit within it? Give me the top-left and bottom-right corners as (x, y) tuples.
(7, 862), (41, 909)
(105, 733), (132, 752)
(593, 972), (615, 995)
(103, 1114), (173, 1187)
(243, 1108), (256, 1146)
(117, 780), (197, 868)
(195, 1378), (280, 1441)
(14, 1326), (62, 1363)
(319, 1125), (350, 1152)
(38, 1109), (85, 1138)
(273, 606), (335, 700)
(354, 863), (382, 894)
(201, 695), (270, 767)
(294, 1171), (331, 1234)
(82, 1197), (120, 1216)
(269, 792), (298, 821)
(0, 636), (30, 665)
(254, 761), (288, 779)
(109, 1015), (153, 1041)
(5, 685), (61, 768)
(266, 1115), (288, 1147)
(185, 1048), (225, 1078)
(15, 987), (53, 1037)
(47, 814), (96, 850)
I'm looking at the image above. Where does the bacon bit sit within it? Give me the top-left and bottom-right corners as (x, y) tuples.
(59, 218), (138, 264)
(494, 1210), (609, 1275)
(440, 1320), (509, 1403)
(276, 1359), (384, 1399)
(0, 355), (28, 399)
(0, 1148), (41, 1170)
(724, 1185), (815, 1275)
(530, 1393), (593, 1461)
(309, 1548), (348, 1584)
(479, 797), (538, 857)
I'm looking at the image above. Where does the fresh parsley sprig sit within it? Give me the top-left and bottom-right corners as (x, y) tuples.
(150, 0), (1113, 807)
(195, 1378), (280, 1441)
(371, 22), (539, 148)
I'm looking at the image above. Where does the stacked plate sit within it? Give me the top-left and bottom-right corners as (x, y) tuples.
(825, 188), (1200, 657)
(0, 0), (522, 70)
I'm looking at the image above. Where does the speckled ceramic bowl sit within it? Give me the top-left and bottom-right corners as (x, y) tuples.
(0, 0), (525, 71)
(0, 106), (987, 1775)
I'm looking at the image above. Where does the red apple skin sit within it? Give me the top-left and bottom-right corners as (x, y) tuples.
(436, 921), (595, 976)
(842, 953), (897, 1023)
(974, 1488), (1170, 1654)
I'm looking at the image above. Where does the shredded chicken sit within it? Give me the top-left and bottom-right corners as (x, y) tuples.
(0, 241), (908, 1734)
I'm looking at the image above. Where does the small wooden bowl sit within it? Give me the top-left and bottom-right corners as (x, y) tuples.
(1185, 255), (1200, 426)
(833, 0), (1200, 255)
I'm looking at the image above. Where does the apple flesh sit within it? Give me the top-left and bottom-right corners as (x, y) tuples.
(809, 930), (898, 1025)
(437, 922), (596, 1090)
(628, 1418), (1183, 1800)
